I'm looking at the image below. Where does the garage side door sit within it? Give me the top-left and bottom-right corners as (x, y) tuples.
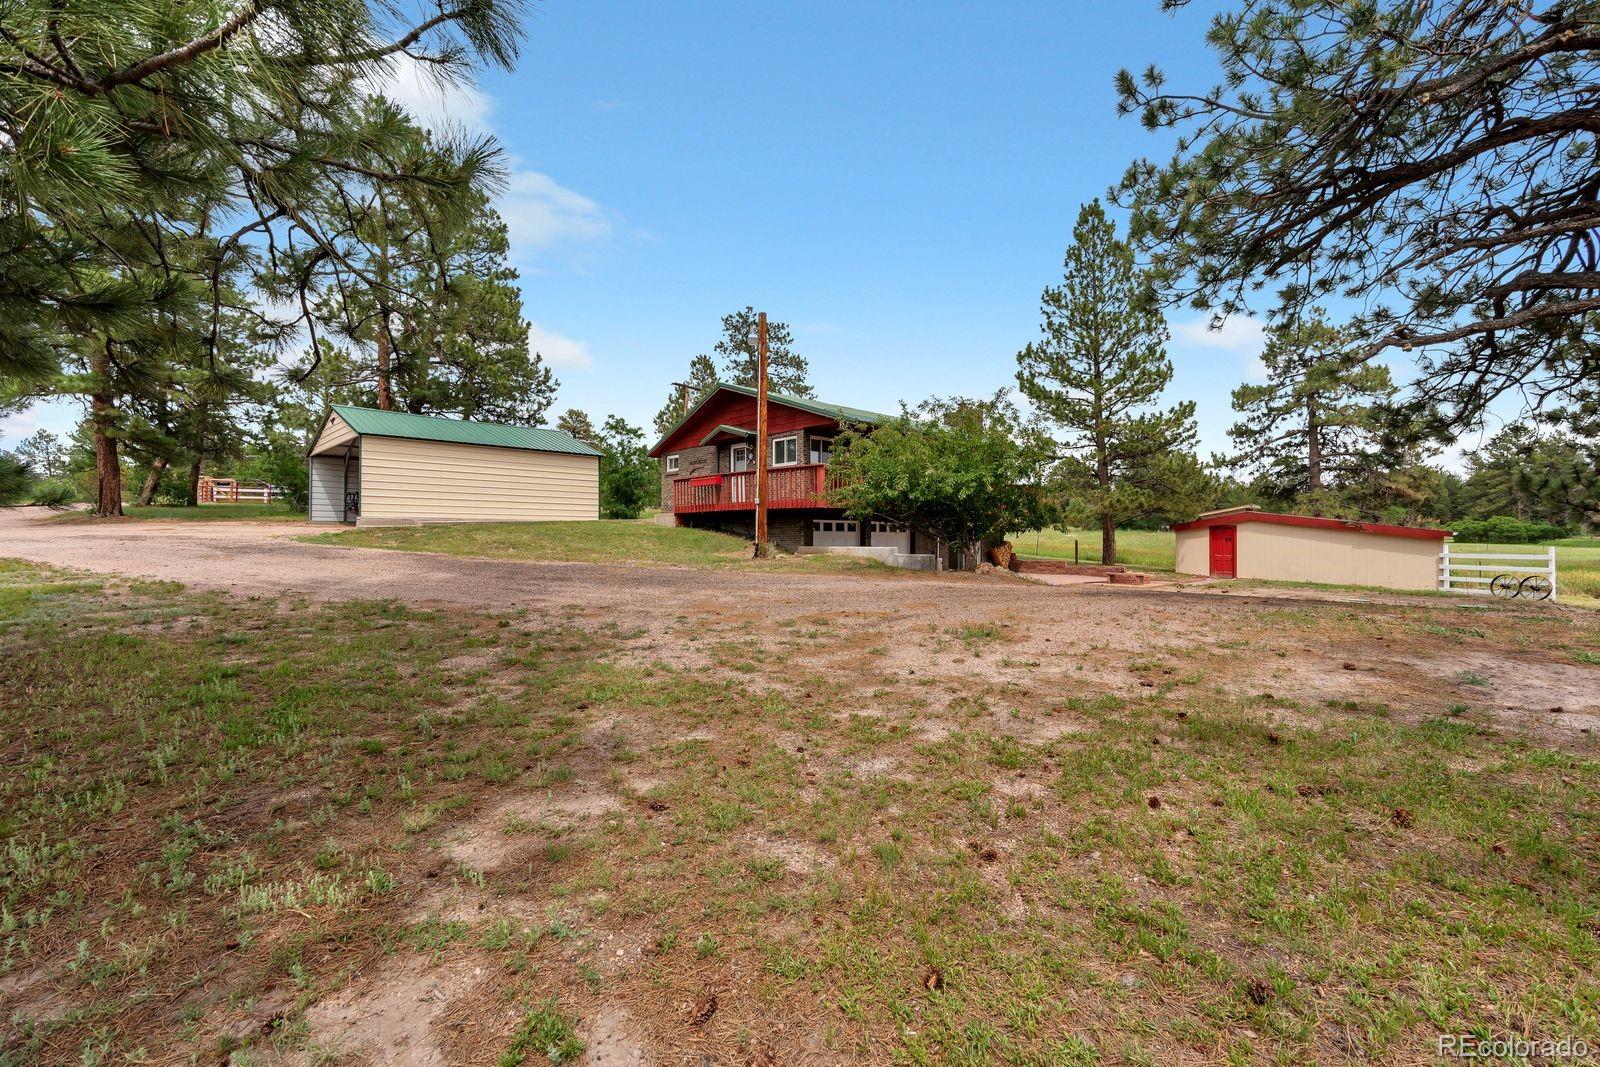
(813, 519), (859, 548)
(868, 521), (911, 552)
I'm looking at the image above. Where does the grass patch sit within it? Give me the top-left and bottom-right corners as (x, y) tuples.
(303, 519), (892, 572)
(499, 1000), (583, 1065)
(2, 557), (1598, 1063)
(59, 503), (305, 522)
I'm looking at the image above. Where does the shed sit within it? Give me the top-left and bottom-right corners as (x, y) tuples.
(1172, 506), (1450, 591)
(307, 405), (601, 526)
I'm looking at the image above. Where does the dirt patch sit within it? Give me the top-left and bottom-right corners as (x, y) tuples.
(445, 787), (622, 871)
(581, 1004), (653, 1065)
(302, 956), (485, 1065)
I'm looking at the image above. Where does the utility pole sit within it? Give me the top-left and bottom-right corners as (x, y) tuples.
(754, 311), (770, 556)
(672, 381), (692, 418)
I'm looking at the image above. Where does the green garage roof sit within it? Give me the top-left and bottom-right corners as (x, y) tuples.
(328, 405), (602, 457)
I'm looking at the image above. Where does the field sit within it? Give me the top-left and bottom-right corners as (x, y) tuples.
(2, 550), (1598, 1065)
(305, 520), (890, 572)
(1015, 528), (1600, 605)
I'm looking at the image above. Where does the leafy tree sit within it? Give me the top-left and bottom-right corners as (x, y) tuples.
(652, 354), (719, 439)
(1228, 310), (1396, 502)
(596, 417), (655, 520)
(13, 430), (64, 478)
(1116, 1), (1600, 440)
(828, 394), (1060, 569)
(1016, 201), (1203, 564)
(714, 309), (812, 397)
(556, 410), (601, 447)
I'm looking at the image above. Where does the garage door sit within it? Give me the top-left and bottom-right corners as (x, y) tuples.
(813, 519), (859, 548)
(869, 521), (911, 552)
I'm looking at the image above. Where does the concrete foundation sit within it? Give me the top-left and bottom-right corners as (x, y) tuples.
(797, 545), (938, 571)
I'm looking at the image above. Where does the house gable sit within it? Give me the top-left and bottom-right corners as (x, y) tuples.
(650, 386), (862, 458)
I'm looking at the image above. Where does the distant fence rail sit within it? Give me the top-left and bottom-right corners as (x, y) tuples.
(1439, 545), (1557, 601)
(198, 477), (280, 504)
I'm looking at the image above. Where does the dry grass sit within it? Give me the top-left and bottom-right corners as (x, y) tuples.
(2, 558), (1598, 1064)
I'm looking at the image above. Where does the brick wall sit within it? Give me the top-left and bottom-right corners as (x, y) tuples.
(659, 443), (718, 512)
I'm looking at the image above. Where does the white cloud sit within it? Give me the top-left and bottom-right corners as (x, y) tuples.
(0, 408), (39, 446)
(369, 54), (493, 133)
(528, 322), (592, 369)
(1171, 314), (1268, 382)
(498, 169), (614, 255)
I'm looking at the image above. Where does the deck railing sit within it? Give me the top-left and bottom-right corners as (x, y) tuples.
(672, 464), (845, 513)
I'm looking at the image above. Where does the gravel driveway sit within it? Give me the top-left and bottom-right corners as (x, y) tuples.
(5, 506), (1597, 746)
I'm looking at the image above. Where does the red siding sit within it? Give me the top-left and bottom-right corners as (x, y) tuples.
(651, 390), (838, 456)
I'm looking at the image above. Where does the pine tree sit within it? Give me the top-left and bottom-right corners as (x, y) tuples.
(1016, 201), (1202, 565)
(556, 410), (600, 446)
(279, 105), (554, 425)
(1227, 310), (1395, 508)
(1, 0), (522, 512)
(714, 309), (811, 397)
(652, 354), (719, 439)
(13, 430), (64, 478)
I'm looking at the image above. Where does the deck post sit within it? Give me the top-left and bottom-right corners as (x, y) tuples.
(754, 311), (771, 556)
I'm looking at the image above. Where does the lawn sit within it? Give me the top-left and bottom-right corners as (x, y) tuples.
(1010, 527), (1177, 571)
(305, 519), (888, 572)
(2, 557), (1597, 1063)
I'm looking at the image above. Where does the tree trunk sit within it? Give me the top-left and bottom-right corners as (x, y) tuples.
(187, 456), (203, 507)
(135, 457), (169, 507)
(376, 320), (393, 410)
(1097, 445), (1116, 565)
(90, 345), (122, 517)
(1305, 396), (1322, 492)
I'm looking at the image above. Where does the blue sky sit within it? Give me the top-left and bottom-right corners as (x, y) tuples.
(4, 1), (1438, 461)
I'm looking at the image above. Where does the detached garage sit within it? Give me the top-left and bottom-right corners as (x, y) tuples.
(1173, 506), (1450, 591)
(307, 405), (600, 526)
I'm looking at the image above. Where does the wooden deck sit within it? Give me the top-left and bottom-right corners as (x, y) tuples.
(671, 464), (842, 513)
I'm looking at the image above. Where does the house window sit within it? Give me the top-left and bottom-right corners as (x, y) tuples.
(665, 454), (680, 474)
(809, 436), (833, 465)
(730, 444), (752, 472)
(770, 435), (798, 467)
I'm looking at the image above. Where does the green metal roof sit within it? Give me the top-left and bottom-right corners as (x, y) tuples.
(650, 382), (895, 456)
(698, 422), (756, 446)
(327, 405), (602, 457)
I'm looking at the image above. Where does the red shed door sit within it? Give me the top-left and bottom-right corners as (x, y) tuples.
(1209, 526), (1237, 578)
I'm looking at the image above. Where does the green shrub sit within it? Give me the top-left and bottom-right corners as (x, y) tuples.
(1451, 516), (1569, 544)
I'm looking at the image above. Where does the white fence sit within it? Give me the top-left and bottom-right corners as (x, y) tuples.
(1438, 545), (1557, 601)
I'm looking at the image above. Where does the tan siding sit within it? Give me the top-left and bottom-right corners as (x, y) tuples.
(357, 435), (599, 524)
(1235, 523), (1439, 590)
(310, 413), (358, 456)
(1174, 528), (1209, 576)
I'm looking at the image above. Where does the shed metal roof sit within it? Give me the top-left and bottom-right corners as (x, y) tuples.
(1172, 507), (1451, 541)
(326, 405), (602, 457)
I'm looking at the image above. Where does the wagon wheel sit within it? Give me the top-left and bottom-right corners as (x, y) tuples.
(1518, 575), (1553, 601)
(1489, 574), (1520, 598)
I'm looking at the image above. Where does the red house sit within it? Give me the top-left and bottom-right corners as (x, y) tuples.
(648, 383), (930, 554)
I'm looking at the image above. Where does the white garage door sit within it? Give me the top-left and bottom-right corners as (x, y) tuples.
(813, 519), (859, 548)
(869, 522), (911, 552)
